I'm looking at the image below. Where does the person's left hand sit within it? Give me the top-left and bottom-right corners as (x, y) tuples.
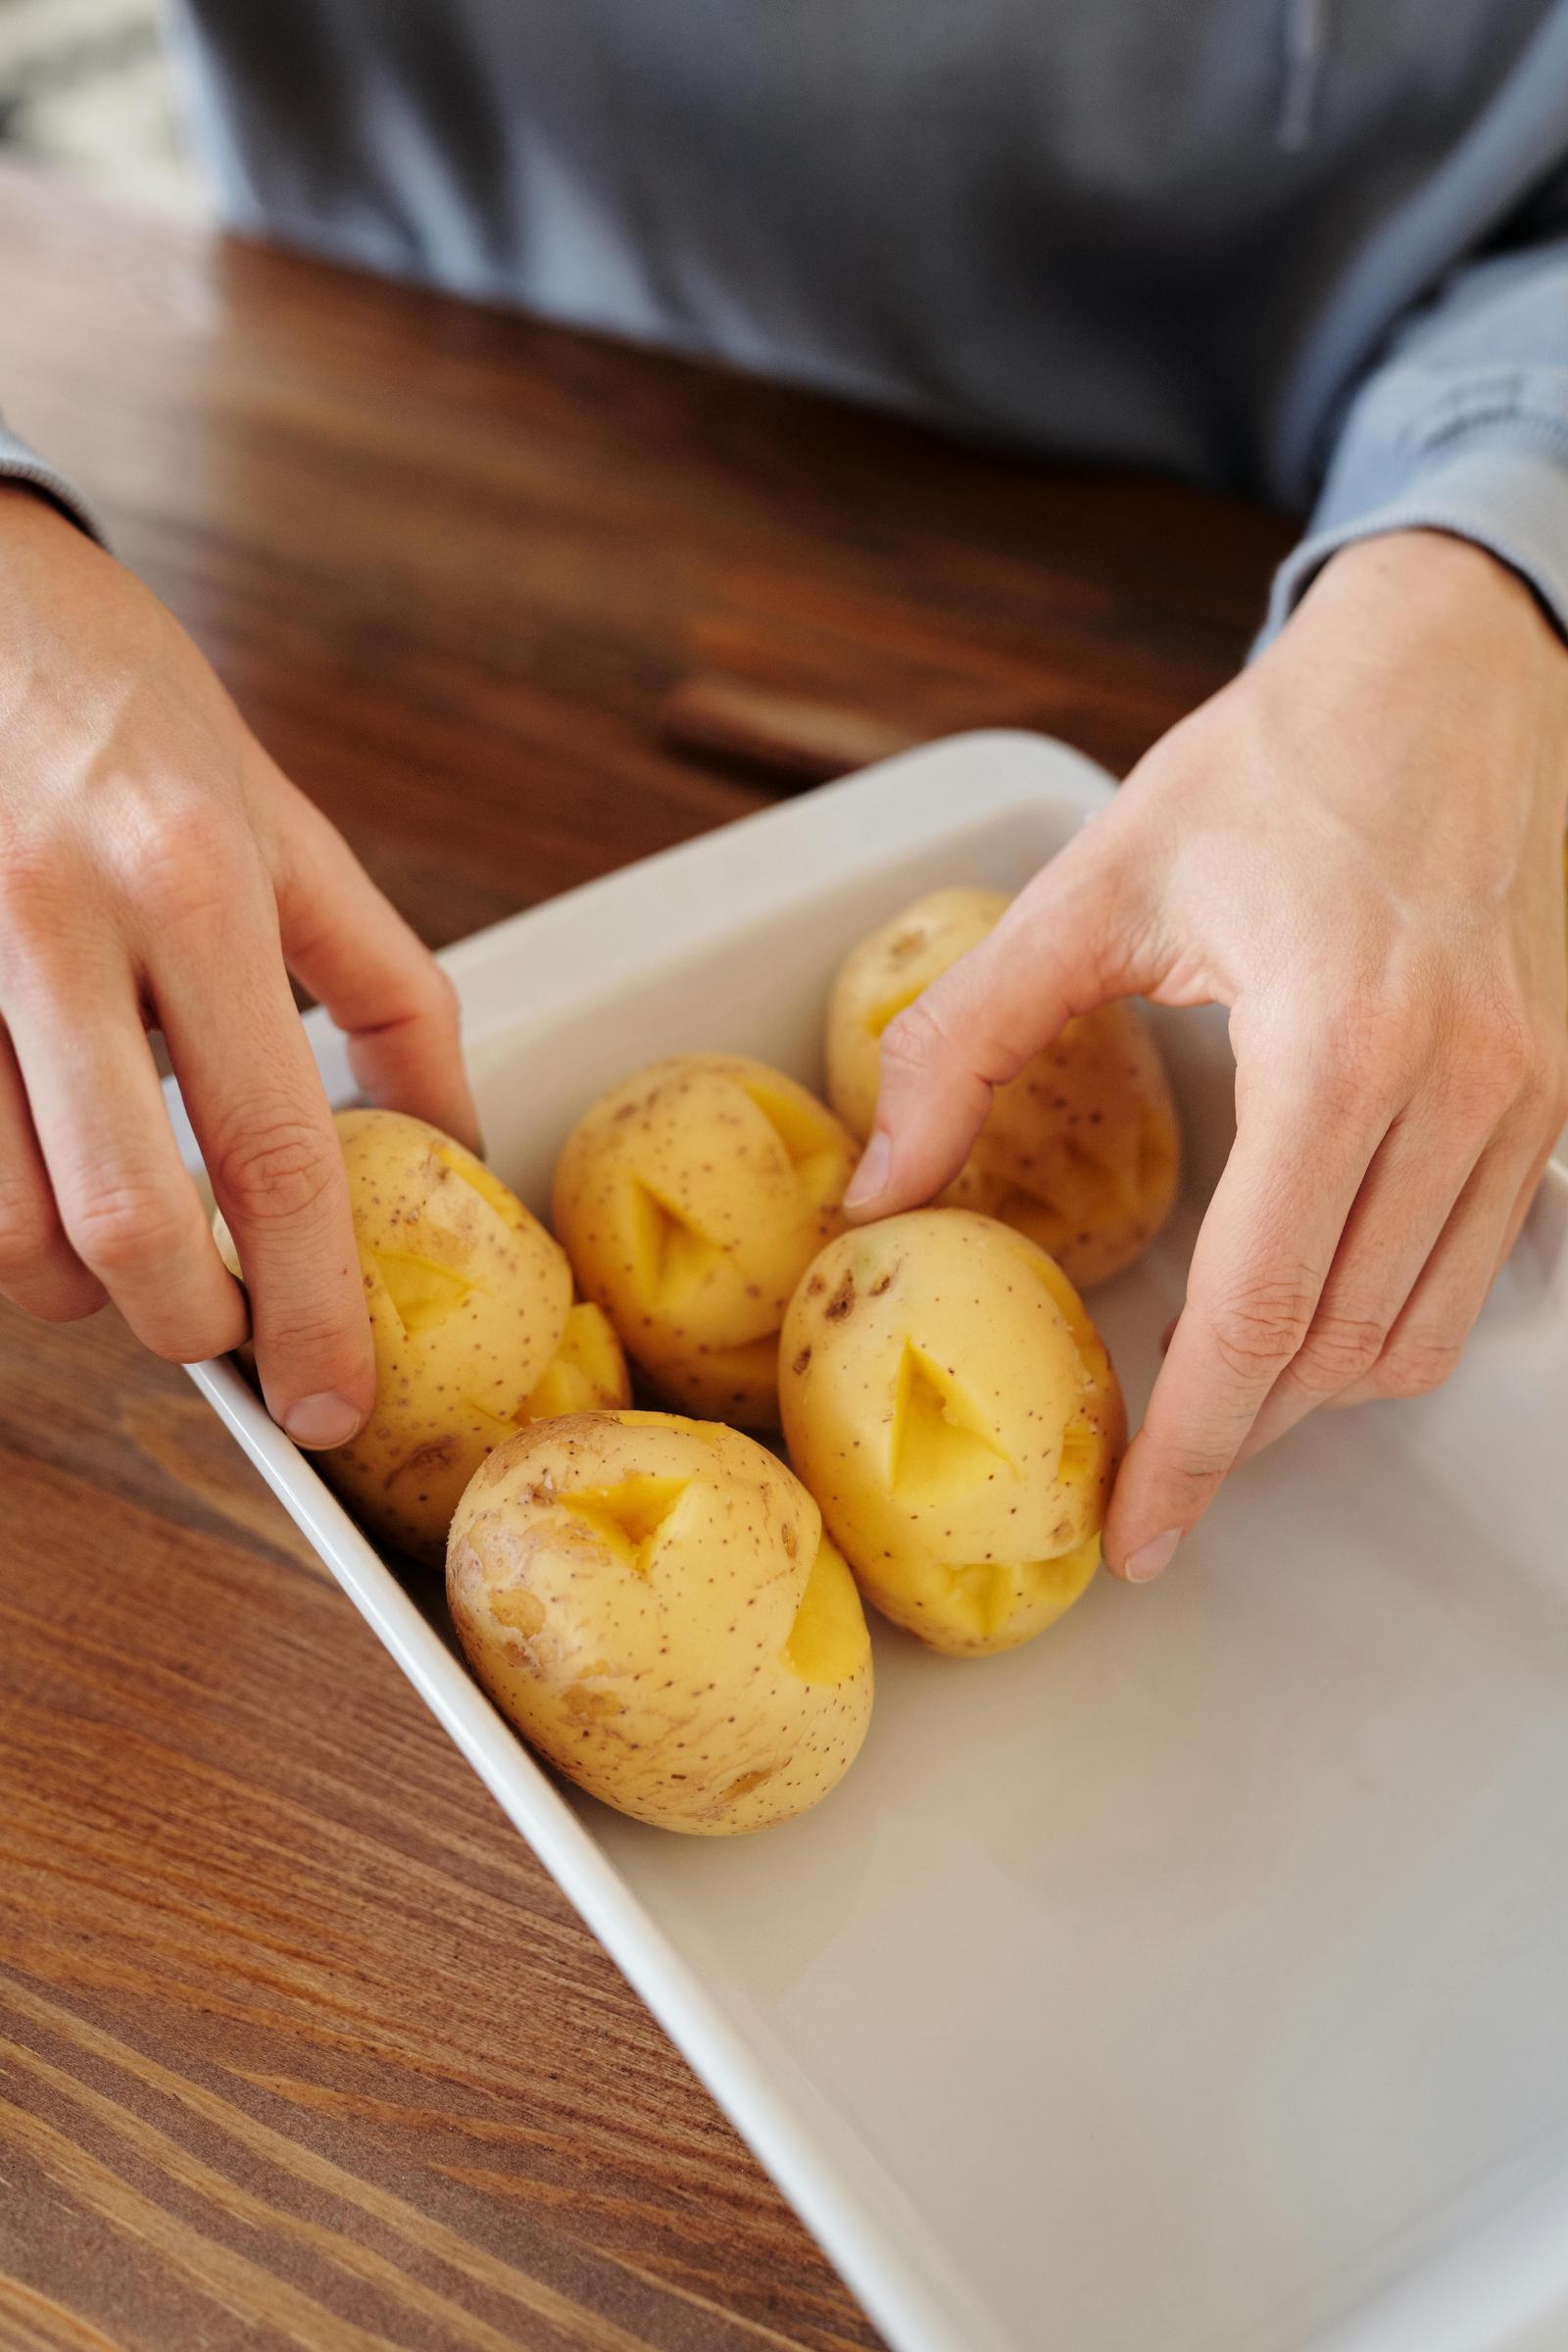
(841, 530), (1568, 1584)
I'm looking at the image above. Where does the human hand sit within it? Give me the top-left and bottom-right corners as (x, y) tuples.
(0, 488), (478, 1444)
(844, 530), (1568, 1581)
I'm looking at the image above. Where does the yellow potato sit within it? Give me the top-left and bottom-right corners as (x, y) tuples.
(552, 1054), (857, 1426)
(779, 1209), (1124, 1656)
(826, 885), (1180, 1288)
(218, 1108), (629, 1566)
(447, 1408), (873, 1834)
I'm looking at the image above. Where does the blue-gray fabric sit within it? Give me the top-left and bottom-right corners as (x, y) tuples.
(0, 422), (106, 543)
(8, 0), (1568, 641)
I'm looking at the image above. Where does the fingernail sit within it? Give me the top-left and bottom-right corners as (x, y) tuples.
(843, 1130), (892, 1211)
(1123, 1528), (1181, 1584)
(283, 1392), (363, 1449)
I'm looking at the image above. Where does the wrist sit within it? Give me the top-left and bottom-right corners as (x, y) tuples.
(1267, 529), (1568, 832)
(0, 478), (83, 558)
(0, 480), (115, 622)
(1307, 528), (1561, 662)
(0, 477), (105, 564)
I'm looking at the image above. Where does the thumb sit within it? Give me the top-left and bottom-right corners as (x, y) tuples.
(843, 826), (1155, 1221)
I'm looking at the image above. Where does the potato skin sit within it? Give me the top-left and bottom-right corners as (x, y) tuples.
(779, 1210), (1125, 1656)
(447, 1409), (873, 1834)
(220, 1109), (628, 1566)
(552, 1054), (857, 1426)
(826, 886), (1180, 1288)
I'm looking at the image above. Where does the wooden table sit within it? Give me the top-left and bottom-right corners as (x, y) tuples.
(0, 160), (1292, 2352)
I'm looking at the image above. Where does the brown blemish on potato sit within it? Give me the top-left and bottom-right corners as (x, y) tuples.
(824, 1271), (856, 1322)
(562, 1685), (624, 1723)
(384, 1436), (457, 1491)
(490, 1584), (547, 1639)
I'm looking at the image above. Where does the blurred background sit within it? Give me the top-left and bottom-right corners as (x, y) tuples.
(0, 0), (206, 215)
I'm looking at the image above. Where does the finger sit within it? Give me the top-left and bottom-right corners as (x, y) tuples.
(264, 766), (480, 1152)
(5, 951), (248, 1363)
(149, 847), (375, 1447)
(0, 1021), (106, 1323)
(1103, 1036), (1392, 1579)
(1330, 1115), (1562, 1411)
(1490, 1114), (1566, 1281)
(845, 831), (1150, 1219)
(1232, 1097), (1490, 1463)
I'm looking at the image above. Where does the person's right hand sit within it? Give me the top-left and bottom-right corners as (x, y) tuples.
(0, 486), (478, 1446)
(840, 529), (1568, 1583)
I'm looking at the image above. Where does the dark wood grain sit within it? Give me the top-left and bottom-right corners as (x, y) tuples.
(0, 155), (1292, 2351)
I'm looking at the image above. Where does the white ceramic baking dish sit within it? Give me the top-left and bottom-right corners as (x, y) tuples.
(170, 733), (1568, 2352)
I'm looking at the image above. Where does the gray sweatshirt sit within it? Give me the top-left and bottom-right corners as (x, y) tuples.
(7, 0), (1568, 642)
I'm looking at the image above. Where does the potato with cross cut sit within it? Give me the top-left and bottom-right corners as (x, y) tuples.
(551, 1054), (858, 1426)
(827, 886), (1181, 1289)
(217, 1108), (629, 1564)
(447, 1407), (874, 1833)
(779, 1208), (1124, 1656)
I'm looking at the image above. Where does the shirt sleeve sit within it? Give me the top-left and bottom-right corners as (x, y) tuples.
(0, 411), (108, 543)
(1262, 233), (1568, 643)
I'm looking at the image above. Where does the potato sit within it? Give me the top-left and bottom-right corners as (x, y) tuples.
(778, 1209), (1124, 1656)
(218, 1108), (629, 1565)
(447, 1408), (873, 1834)
(826, 885), (1180, 1288)
(552, 1054), (857, 1426)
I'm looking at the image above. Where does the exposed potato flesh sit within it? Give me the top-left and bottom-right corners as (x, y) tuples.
(778, 1209), (1125, 1655)
(218, 1108), (628, 1565)
(551, 1054), (857, 1425)
(447, 1408), (873, 1833)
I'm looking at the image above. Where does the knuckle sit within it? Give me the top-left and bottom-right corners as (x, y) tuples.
(1163, 1446), (1227, 1494)
(1300, 986), (1412, 1110)
(1331, 1036), (1406, 1121)
(1370, 1329), (1465, 1400)
(64, 1179), (191, 1277)
(1260, 1034), (1393, 1139)
(0, 840), (79, 974)
(257, 1304), (368, 1375)
(29, 1284), (106, 1328)
(1475, 1005), (1534, 1095)
(144, 1305), (247, 1365)
(879, 997), (953, 1083)
(1202, 1274), (1320, 1382)
(1290, 1306), (1390, 1396)
(1521, 1041), (1568, 1129)
(0, 1181), (59, 1280)
(114, 793), (249, 929)
(1438, 990), (1535, 1118)
(210, 1109), (337, 1226)
(419, 957), (461, 1024)
(880, 965), (1017, 1095)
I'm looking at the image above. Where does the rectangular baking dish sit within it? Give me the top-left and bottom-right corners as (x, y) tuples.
(171, 732), (1568, 2352)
